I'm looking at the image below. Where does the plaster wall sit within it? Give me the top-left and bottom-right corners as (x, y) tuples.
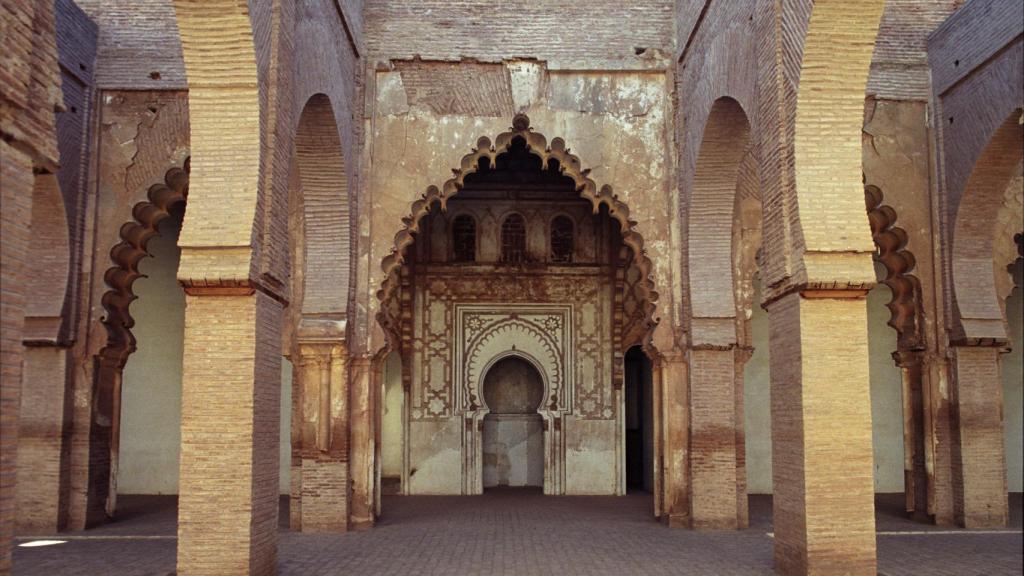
(118, 212), (293, 495)
(382, 351), (403, 479)
(366, 63), (673, 357)
(1005, 262), (1023, 492)
(482, 416), (544, 488)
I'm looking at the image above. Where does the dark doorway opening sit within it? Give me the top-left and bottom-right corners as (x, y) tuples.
(624, 346), (654, 492)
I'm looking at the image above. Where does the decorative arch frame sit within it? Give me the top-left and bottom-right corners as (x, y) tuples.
(455, 306), (571, 496)
(865, 185), (925, 350)
(952, 111), (1024, 344)
(94, 160), (189, 519)
(375, 113), (660, 353)
(477, 351), (551, 413)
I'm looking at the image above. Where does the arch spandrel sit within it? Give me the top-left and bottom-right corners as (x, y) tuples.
(374, 114), (661, 355)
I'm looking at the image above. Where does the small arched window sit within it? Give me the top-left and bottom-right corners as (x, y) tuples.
(501, 214), (527, 263)
(550, 215), (574, 263)
(452, 214), (476, 262)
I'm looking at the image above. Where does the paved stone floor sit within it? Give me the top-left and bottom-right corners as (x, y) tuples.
(13, 491), (1023, 575)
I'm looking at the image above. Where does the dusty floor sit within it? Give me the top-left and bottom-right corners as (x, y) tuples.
(12, 492), (1023, 575)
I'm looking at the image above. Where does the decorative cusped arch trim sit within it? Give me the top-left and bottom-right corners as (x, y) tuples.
(376, 113), (659, 348)
(100, 160), (190, 365)
(464, 318), (561, 413)
(865, 185), (924, 351)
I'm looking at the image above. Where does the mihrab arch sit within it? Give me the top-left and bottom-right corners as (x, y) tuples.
(374, 114), (665, 500)
(458, 307), (569, 495)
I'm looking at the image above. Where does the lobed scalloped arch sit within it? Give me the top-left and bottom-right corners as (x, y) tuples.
(865, 184), (924, 350)
(376, 114), (660, 349)
(99, 159), (190, 366)
(465, 318), (561, 412)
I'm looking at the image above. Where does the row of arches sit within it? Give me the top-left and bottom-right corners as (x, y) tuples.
(90, 104), (1023, 530)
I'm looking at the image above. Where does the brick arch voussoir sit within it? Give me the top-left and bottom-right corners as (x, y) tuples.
(688, 96), (753, 325)
(294, 93), (351, 318)
(865, 184), (924, 350)
(376, 114), (660, 351)
(952, 111), (1024, 343)
(99, 159), (190, 366)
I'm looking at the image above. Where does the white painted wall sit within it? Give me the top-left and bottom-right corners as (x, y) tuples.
(866, 277), (905, 492)
(743, 282), (772, 493)
(382, 351), (403, 478)
(118, 210), (293, 495)
(744, 268), (905, 494)
(118, 212), (185, 495)
(1004, 260), (1023, 492)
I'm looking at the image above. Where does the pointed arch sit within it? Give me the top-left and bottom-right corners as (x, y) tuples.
(375, 114), (660, 351)
(294, 93), (352, 317)
(90, 160), (189, 522)
(687, 96), (752, 344)
(953, 110), (1024, 343)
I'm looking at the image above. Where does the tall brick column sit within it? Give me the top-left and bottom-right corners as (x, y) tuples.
(16, 346), (72, 533)
(177, 288), (282, 576)
(688, 347), (742, 529)
(1, 142), (36, 574)
(769, 291), (876, 576)
(660, 350), (689, 527)
(950, 345), (1008, 528)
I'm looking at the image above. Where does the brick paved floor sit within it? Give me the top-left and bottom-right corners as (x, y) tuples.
(13, 492), (1023, 575)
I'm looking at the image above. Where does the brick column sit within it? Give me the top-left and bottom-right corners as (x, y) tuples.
(16, 346), (72, 533)
(688, 347), (741, 530)
(660, 350), (689, 527)
(1, 142), (35, 574)
(292, 329), (349, 532)
(177, 288), (282, 576)
(769, 291), (876, 576)
(950, 345), (1008, 528)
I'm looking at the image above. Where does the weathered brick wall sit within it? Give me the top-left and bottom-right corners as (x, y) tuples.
(1, 0), (64, 569)
(364, 0), (674, 65)
(75, 0), (185, 89)
(869, 0), (963, 100)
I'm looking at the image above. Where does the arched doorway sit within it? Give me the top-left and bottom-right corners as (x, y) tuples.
(481, 357), (544, 489)
(373, 114), (660, 501)
(623, 346), (653, 493)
